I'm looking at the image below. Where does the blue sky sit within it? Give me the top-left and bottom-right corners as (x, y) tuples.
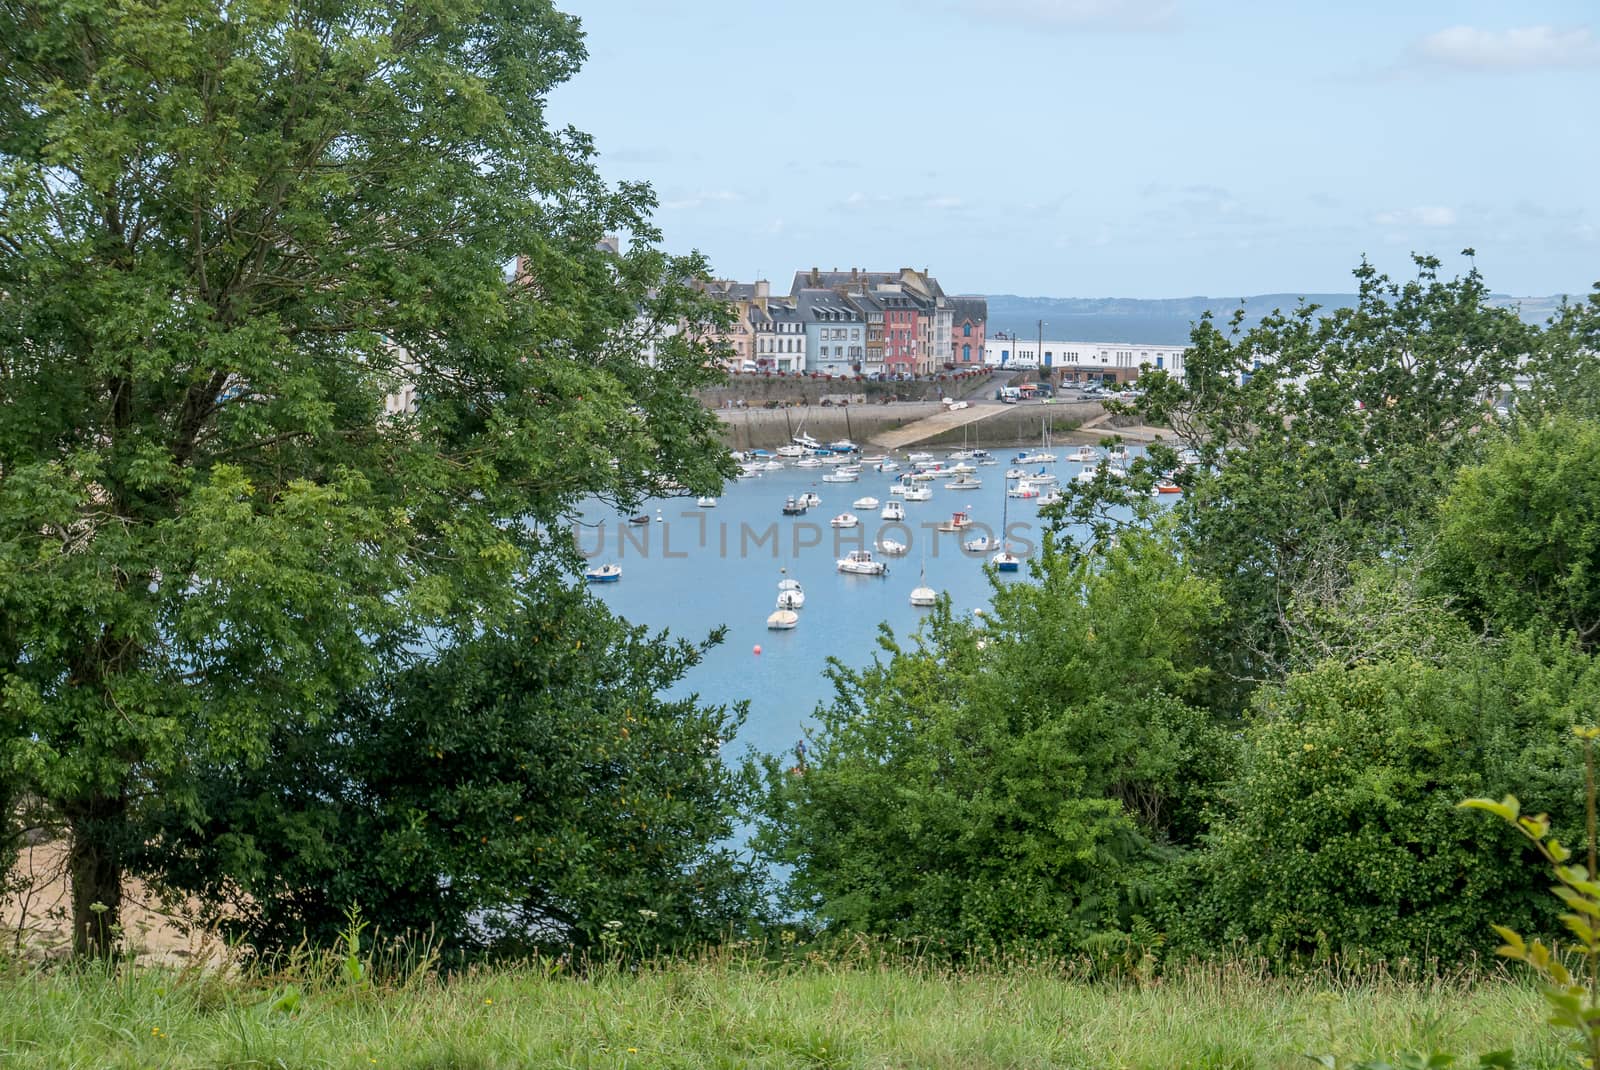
(548, 1), (1599, 299)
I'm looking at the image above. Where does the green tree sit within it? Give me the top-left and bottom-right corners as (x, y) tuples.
(1434, 417), (1600, 647)
(751, 524), (1230, 953)
(143, 578), (761, 958)
(1060, 256), (1540, 707)
(0, 0), (730, 954)
(1185, 623), (1600, 964)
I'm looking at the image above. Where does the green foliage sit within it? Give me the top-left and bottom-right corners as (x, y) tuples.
(750, 523), (1231, 954)
(1185, 627), (1600, 964)
(1516, 287), (1600, 421)
(0, 0), (733, 953)
(1462, 726), (1600, 1070)
(1066, 256), (1540, 705)
(143, 580), (763, 958)
(1434, 417), (1600, 647)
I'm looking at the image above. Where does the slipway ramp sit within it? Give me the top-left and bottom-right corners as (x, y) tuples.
(869, 402), (1011, 451)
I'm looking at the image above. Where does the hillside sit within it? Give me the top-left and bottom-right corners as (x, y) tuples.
(984, 292), (1569, 344)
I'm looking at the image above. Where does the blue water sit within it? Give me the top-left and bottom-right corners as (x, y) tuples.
(573, 447), (1154, 763)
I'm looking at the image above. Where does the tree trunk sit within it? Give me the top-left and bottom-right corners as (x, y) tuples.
(67, 798), (124, 958)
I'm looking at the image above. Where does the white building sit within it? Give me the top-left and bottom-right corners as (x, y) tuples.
(985, 335), (1188, 381)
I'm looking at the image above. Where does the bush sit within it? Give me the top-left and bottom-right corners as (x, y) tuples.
(1179, 627), (1600, 964)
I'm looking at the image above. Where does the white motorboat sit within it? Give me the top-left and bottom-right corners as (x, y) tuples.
(1027, 469), (1057, 485)
(1037, 489), (1064, 506)
(876, 538), (909, 555)
(1015, 451), (1056, 464)
(831, 513), (859, 529)
(944, 477), (982, 490)
(837, 550), (889, 576)
(913, 460), (944, 472)
(881, 500), (905, 521)
(799, 492), (821, 508)
(778, 576), (803, 593)
(909, 470), (937, 482)
(907, 451), (933, 463)
(782, 496), (809, 515)
(860, 454), (886, 465)
(696, 496), (717, 508)
(1074, 466), (1100, 485)
(584, 563), (622, 583)
(992, 550), (1021, 572)
(821, 470), (859, 483)
(767, 609), (799, 630)
(936, 511), (973, 533)
(796, 457), (822, 469)
(776, 445), (806, 458)
(824, 454), (853, 465)
(763, 460), (785, 471)
(909, 563), (937, 607)
(947, 462), (976, 474)
(888, 482), (908, 497)
(1005, 468), (1029, 480)
(738, 464), (763, 478)
(902, 486), (932, 502)
(1065, 446), (1099, 463)
(963, 533), (998, 553)
(877, 459), (901, 473)
(828, 439), (859, 453)
(1107, 445), (1130, 462)
(1008, 482), (1040, 499)
(853, 496), (881, 510)
(777, 589), (805, 610)
(948, 449), (975, 461)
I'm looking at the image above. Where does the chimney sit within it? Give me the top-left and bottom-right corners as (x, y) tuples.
(810, 266), (820, 286)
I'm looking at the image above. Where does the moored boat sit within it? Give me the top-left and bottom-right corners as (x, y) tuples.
(696, 496), (717, 508)
(853, 496), (880, 510)
(767, 609), (799, 630)
(830, 513), (859, 528)
(584, 563), (622, 583)
(881, 500), (905, 520)
(837, 549), (889, 576)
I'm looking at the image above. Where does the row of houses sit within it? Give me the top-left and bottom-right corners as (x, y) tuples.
(699, 266), (1189, 383)
(699, 267), (990, 378)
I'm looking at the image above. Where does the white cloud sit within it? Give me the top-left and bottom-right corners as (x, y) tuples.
(948, 0), (1175, 32)
(661, 190), (742, 211)
(1373, 206), (1458, 228)
(1415, 25), (1600, 71)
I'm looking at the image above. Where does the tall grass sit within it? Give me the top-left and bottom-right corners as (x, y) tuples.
(0, 949), (1567, 1069)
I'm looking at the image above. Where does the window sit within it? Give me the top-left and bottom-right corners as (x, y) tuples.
(963, 323), (972, 337)
(962, 344), (971, 361)
(1155, 356), (1164, 370)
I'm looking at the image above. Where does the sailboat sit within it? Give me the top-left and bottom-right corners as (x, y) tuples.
(909, 559), (937, 607)
(1014, 417), (1057, 465)
(992, 475), (1021, 573)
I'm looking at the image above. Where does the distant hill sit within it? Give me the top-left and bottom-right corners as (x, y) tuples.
(983, 293), (1568, 345)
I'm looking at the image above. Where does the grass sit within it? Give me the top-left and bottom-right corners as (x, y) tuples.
(0, 950), (1570, 1070)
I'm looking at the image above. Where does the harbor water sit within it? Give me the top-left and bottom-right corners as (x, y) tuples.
(575, 447), (1156, 763)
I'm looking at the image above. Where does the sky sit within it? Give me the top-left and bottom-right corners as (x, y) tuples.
(547, 1), (1600, 300)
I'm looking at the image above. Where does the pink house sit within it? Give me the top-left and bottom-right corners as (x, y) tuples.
(950, 296), (987, 368)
